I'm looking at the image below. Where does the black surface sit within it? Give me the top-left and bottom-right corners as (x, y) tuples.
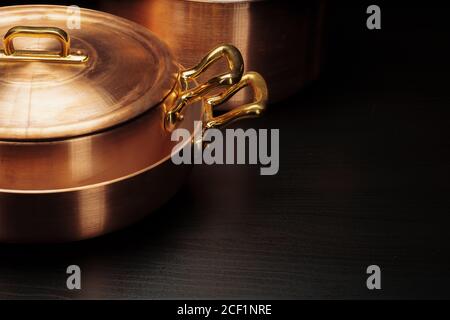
(1, 2), (450, 299)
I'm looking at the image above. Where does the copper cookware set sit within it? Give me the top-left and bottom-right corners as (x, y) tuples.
(0, 5), (267, 243)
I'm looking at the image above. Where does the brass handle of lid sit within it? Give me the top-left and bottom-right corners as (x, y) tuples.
(165, 44), (244, 131)
(0, 26), (88, 63)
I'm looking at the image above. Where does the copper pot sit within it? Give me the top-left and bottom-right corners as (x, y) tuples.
(100, 0), (326, 105)
(0, 5), (267, 243)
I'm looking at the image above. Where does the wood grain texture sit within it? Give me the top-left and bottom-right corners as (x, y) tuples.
(0, 1), (449, 299)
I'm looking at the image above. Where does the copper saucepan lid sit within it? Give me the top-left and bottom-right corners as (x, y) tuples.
(0, 5), (179, 140)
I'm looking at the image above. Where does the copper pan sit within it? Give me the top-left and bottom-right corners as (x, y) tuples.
(0, 5), (267, 243)
(100, 0), (327, 105)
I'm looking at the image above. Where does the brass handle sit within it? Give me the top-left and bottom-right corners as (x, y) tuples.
(204, 71), (268, 129)
(165, 44), (244, 131)
(0, 26), (88, 63)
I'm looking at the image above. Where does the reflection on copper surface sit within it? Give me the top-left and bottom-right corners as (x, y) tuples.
(77, 186), (107, 239)
(69, 138), (94, 182)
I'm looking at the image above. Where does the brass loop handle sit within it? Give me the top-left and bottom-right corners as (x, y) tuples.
(165, 44), (244, 131)
(204, 71), (268, 129)
(0, 26), (88, 63)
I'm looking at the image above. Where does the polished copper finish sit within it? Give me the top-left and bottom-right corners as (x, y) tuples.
(0, 5), (268, 243)
(0, 159), (192, 243)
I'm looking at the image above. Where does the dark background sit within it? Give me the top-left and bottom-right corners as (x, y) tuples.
(1, 1), (450, 299)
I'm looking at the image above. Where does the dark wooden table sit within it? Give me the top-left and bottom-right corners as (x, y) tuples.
(0, 2), (449, 299)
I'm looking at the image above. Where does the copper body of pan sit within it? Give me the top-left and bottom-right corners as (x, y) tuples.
(0, 5), (268, 243)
